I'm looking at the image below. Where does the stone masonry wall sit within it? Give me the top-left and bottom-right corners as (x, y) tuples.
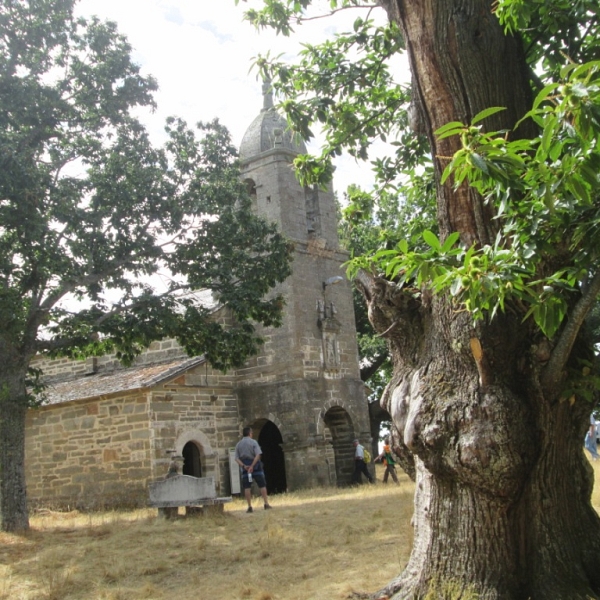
(236, 377), (370, 490)
(148, 364), (240, 497)
(25, 392), (152, 510)
(25, 362), (241, 509)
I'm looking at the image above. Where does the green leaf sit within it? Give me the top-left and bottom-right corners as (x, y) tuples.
(532, 83), (559, 110)
(435, 121), (466, 138)
(450, 276), (463, 296)
(441, 232), (461, 254)
(471, 106), (507, 125)
(470, 153), (488, 174)
(560, 63), (579, 79)
(440, 162), (454, 184)
(422, 230), (441, 251)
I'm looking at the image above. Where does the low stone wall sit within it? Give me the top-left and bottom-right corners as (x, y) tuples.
(25, 392), (153, 510)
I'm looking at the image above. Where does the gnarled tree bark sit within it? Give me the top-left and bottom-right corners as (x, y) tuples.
(358, 1), (600, 598)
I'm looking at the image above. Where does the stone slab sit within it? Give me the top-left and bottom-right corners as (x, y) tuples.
(149, 475), (216, 505)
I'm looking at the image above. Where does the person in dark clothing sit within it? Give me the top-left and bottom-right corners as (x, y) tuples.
(352, 439), (374, 484)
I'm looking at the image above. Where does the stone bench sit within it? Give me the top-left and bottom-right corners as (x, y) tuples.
(148, 475), (231, 518)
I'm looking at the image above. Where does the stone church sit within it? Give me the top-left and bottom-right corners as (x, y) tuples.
(24, 86), (371, 510)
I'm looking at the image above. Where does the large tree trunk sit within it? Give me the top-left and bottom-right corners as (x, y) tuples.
(359, 0), (600, 597)
(358, 274), (600, 599)
(0, 348), (30, 532)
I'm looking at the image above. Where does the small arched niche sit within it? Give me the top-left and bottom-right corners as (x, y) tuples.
(182, 441), (202, 478)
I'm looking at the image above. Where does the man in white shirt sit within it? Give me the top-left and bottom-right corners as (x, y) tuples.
(353, 438), (374, 484)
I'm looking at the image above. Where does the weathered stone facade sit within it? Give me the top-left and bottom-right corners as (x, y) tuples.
(24, 87), (370, 509)
(26, 346), (240, 509)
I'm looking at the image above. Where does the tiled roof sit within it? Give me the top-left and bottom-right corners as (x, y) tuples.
(41, 356), (205, 406)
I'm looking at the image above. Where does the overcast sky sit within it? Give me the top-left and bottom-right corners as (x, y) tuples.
(74, 0), (406, 194)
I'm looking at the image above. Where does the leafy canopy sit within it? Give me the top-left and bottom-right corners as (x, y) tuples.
(239, 0), (600, 349)
(0, 0), (292, 384)
(350, 64), (600, 343)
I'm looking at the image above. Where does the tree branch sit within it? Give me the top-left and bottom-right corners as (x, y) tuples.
(360, 349), (389, 382)
(541, 270), (600, 398)
(296, 5), (376, 24)
(36, 283), (192, 354)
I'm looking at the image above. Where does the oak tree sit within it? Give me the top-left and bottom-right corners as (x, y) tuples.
(0, 0), (291, 532)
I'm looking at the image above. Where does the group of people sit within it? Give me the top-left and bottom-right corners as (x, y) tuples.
(234, 427), (402, 513)
(237, 412), (600, 510)
(352, 437), (400, 485)
(163, 409), (600, 519)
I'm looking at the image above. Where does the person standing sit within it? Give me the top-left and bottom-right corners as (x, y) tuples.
(585, 414), (599, 460)
(375, 437), (400, 484)
(234, 426), (272, 513)
(352, 439), (374, 484)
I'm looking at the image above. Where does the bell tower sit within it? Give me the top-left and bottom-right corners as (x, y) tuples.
(234, 82), (370, 490)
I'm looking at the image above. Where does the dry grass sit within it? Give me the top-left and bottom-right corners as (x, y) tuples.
(590, 457), (600, 510)
(4, 461), (600, 600)
(0, 466), (414, 600)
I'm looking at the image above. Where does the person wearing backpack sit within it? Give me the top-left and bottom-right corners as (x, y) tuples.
(352, 439), (374, 484)
(375, 437), (400, 484)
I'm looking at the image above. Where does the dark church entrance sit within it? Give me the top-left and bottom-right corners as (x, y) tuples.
(182, 441), (202, 477)
(257, 420), (287, 494)
(323, 406), (356, 486)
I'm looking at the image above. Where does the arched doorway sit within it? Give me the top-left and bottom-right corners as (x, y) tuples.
(256, 420), (287, 494)
(323, 406), (355, 486)
(182, 441), (202, 478)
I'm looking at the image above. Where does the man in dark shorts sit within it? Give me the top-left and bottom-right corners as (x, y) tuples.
(234, 427), (272, 513)
(352, 438), (374, 484)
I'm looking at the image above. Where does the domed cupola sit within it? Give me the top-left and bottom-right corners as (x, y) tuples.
(239, 80), (307, 162)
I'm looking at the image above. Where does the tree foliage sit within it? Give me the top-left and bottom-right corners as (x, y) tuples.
(240, 0), (600, 379)
(238, 1), (600, 594)
(239, 0), (438, 405)
(0, 0), (292, 532)
(338, 183), (434, 397)
(0, 0), (292, 375)
(240, 1), (420, 187)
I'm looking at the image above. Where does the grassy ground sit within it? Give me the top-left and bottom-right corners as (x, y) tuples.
(2, 461), (600, 600)
(0, 466), (414, 600)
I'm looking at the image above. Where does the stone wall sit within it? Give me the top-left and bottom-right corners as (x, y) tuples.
(148, 364), (240, 497)
(26, 392), (152, 509)
(31, 338), (188, 380)
(236, 377), (370, 490)
(25, 361), (241, 510)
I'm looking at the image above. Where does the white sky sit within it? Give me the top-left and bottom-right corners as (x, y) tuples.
(74, 0), (407, 195)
